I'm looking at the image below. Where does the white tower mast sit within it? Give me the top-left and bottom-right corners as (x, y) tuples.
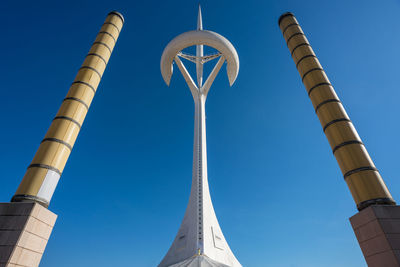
(159, 6), (241, 267)
(196, 5), (204, 87)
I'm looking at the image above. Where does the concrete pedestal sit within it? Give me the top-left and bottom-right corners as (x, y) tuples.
(350, 205), (400, 267)
(0, 203), (56, 267)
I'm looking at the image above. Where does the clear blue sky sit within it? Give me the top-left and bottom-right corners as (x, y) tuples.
(1, 0), (400, 266)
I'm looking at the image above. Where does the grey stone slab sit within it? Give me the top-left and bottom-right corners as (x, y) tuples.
(0, 216), (29, 231)
(0, 245), (15, 263)
(365, 250), (399, 267)
(0, 231), (21, 246)
(353, 218), (383, 243)
(394, 250), (400, 263)
(372, 205), (400, 219)
(9, 245), (42, 266)
(31, 205), (56, 227)
(0, 203), (56, 266)
(379, 219), (400, 234)
(17, 231), (47, 253)
(359, 233), (392, 257)
(350, 206), (376, 229)
(386, 234), (400, 250)
(0, 203), (34, 217)
(352, 206), (400, 266)
(24, 217), (52, 240)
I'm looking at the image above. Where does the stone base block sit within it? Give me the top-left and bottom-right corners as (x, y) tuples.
(350, 205), (400, 267)
(0, 203), (57, 267)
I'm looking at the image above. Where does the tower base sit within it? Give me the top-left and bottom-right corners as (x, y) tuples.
(168, 255), (229, 267)
(350, 205), (400, 267)
(0, 202), (56, 267)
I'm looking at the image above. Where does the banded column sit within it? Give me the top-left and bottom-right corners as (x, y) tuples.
(278, 12), (395, 211)
(11, 11), (124, 207)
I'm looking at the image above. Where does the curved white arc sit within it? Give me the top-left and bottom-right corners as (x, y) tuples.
(160, 30), (239, 86)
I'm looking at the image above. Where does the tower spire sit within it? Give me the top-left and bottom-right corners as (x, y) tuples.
(196, 4), (204, 87)
(197, 4), (203, 30)
(159, 5), (240, 266)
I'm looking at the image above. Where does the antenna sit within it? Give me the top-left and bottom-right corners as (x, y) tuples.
(159, 6), (241, 267)
(196, 4), (204, 87)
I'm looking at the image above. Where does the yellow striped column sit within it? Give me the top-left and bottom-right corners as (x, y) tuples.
(278, 12), (395, 211)
(11, 11), (124, 207)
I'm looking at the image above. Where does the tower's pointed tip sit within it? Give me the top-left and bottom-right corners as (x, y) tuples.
(197, 4), (203, 30)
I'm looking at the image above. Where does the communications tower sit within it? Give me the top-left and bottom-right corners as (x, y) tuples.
(159, 6), (241, 267)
